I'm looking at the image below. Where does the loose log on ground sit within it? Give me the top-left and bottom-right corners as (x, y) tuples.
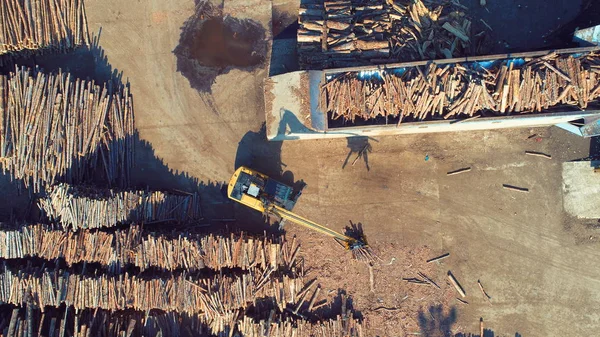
(447, 271), (466, 297)
(502, 184), (529, 193)
(525, 151), (552, 159)
(426, 253), (449, 263)
(447, 167), (471, 176)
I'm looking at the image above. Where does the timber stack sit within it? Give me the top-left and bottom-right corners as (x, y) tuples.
(321, 52), (600, 123)
(0, 264), (305, 315)
(38, 184), (201, 230)
(298, 0), (474, 69)
(0, 224), (299, 272)
(0, 66), (134, 192)
(0, 0), (90, 62)
(0, 304), (364, 337)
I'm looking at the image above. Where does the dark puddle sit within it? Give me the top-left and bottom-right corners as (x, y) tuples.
(174, 0), (267, 93)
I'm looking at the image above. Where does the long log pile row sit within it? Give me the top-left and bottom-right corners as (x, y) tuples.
(0, 67), (135, 192)
(0, 266), (305, 315)
(0, 307), (207, 337)
(321, 52), (600, 123)
(298, 0), (474, 69)
(38, 184), (201, 230)
(0, 304), (364, 337)
(0, 0), (90, 59)
(0, 224), (299, 272)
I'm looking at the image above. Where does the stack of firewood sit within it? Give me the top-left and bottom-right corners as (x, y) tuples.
(0, 66), (134, 192)
(0, 224), (300, 272)
(38, 184), (201, 230)
(321, 52), (600, 123)
(0, 0), (90, 59)
(298, 0), (474, 69)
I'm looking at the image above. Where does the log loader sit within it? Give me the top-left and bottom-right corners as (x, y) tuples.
(227, 166), (369, 251)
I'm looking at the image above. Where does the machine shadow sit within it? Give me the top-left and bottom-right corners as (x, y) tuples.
(342, 137), (373, 171)
(312, 289), (363, 321)
(418, 305), (457, 337)
(418, 305), (523, 337)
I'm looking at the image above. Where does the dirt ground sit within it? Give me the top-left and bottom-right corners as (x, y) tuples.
(16, 0), (598, 336)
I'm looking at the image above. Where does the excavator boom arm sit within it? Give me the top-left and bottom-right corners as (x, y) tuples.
(268, 204), (353, 244)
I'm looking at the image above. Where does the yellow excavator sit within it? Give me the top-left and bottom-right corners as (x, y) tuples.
(227, 166), (368, 251)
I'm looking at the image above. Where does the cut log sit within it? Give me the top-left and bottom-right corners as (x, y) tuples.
(354, 40), (388, 50)
(442, 22), (470, 42)
(447, 271), (466, 297)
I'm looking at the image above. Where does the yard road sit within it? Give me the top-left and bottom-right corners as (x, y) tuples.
(78, 0), (600, 335)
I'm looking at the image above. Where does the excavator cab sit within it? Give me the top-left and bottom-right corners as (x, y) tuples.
(228, 166), (302, 213)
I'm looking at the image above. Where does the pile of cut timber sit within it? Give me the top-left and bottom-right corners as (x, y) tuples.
(0, 0), (90, 59)
(0, 308), (208, 337)
(0, 303), (364, 337)
(0, 66), (134, 191)
(0, 265), (304, 315)
(298, 0), (474, 69)
(0, 224), (299, 272)
(321, 52), (600, 123)
(38, 184), (201, 230)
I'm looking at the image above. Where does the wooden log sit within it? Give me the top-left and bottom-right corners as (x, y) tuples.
(480, 318), (484, 336)
(478, 280), (492, 303)
(447, 167), (471, 176)
(524, 151), (551, 159)
(326, 21), (351, 31)
(442, 22), (470, 42)
(298, 34), (321, 43)
(354, 40), (388, 50)
(426, 253), (449, 263)
(502, 184), (529, 193)
(447, 271), (466, 297)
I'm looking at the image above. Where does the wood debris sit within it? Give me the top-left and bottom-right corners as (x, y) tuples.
(298, 0), (475, 69)
(321, 52), (600, 124)
(38, 184), (201, 230)
(0, 224), (299, 272)
(0, 66), (134, 192)
(0, 0), (90, 59)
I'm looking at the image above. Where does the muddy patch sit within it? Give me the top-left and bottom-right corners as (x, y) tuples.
(174, 0), (267, 93)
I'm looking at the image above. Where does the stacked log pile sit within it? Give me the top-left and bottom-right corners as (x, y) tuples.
(298, 0), (474, 69)
(38, 184), (201, 230)
(0, 66), (134, 192)
(0, 224), (299, 272)
(0, 304), (364, 337)
(321, 52), (600, 123)
(0, 265), (305, 315)
(0, 0), (90, 59)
